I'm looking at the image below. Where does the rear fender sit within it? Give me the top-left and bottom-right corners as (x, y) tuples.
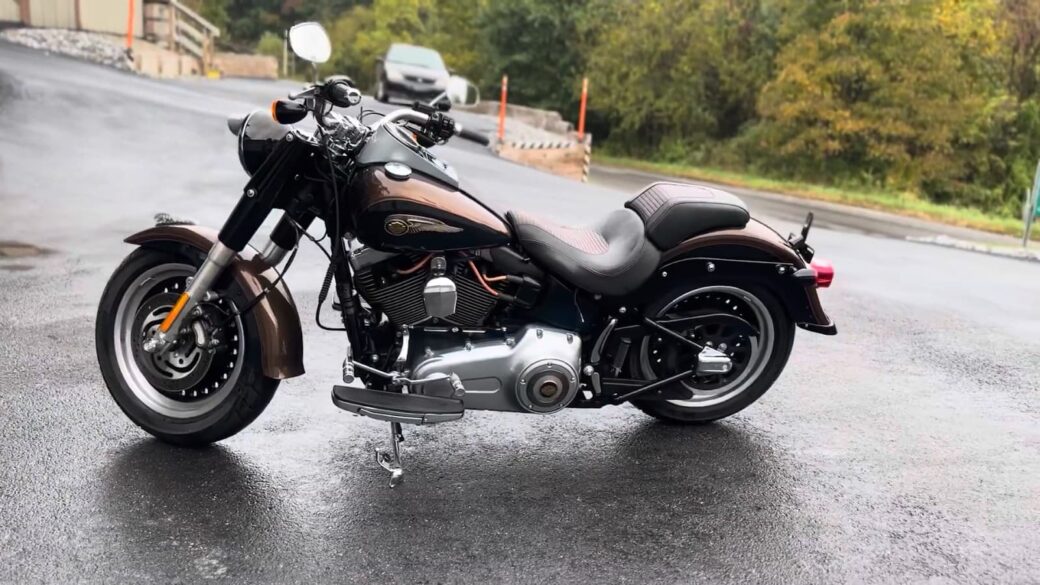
(124, 224), (305, 378)
(656, 219), (836, 335)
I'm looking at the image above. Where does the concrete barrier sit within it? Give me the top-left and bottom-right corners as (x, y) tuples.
(496, 134), (592, 182)
(212, 52), (278, 79)
(458, 101), (574, 135)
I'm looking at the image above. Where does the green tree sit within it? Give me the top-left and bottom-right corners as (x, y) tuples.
(586, 0), (779, 156)
(756, 0), (1006, 207)
(255, 30), (283, 61)
(325, 0), (490, 92)
(478, 0), (588, 112)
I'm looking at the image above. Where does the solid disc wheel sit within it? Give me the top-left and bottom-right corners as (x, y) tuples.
(96, 247), (279, 446)
(632, 283), (795, 424)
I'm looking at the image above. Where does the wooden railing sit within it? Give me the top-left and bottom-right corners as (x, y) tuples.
(167, 0), (219, 70)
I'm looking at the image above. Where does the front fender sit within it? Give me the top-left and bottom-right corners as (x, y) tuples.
(659, 219), (836, 335)
(125, 224), (305, 378)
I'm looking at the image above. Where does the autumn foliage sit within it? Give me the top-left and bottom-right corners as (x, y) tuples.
(192, 0), (1040, 217)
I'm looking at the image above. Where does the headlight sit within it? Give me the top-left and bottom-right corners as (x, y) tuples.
(236, 109), (289, 176)
(385, 68), (405, 83)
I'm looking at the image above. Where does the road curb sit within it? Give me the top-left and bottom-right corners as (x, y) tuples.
(906, 235), (1040, 263)
(592, 163), (1024, 246)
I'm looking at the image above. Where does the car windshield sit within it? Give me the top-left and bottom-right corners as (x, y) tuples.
(387, 44), (446, 71)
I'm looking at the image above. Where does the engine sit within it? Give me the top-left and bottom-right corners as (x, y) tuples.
(352, 247), (501, 327)
(410, 325), (582, 414)
(352, 246), (573, 413)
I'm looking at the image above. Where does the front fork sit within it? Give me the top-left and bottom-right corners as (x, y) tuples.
(143, 133), (317, 355)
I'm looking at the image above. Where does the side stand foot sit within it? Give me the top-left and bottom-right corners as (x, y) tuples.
(375, 422), (405, 488)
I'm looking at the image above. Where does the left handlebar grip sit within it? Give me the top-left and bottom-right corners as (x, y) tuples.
(458, 126), (491, 147)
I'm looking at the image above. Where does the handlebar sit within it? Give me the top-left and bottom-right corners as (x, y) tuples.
(289, 81), (490, 149)
(372, 110), (490, 147)
(457, 126), (491, 146)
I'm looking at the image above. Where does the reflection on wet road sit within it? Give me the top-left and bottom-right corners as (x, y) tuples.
(0, 42), (1038, 583)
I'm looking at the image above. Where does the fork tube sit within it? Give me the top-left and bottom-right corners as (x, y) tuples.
(260, 212), (313, 267)
(144, 242), (235, 352)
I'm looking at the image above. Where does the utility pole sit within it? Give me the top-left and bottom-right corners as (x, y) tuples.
(282, 29), (288, 78)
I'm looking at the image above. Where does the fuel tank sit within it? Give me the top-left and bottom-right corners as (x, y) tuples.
(351, 167), (512, 252)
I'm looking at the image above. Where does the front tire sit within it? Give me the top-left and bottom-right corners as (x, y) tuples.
(632, 283), (795, 424)
(96, 247), (279, 446)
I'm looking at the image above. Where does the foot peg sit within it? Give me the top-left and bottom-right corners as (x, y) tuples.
(332, 385), (464, 425)
(376, 422), (405, 488)
(332, 385), (465, 488)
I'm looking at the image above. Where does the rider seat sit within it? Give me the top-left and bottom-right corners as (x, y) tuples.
(625, 182), (750, 249)
(507, 182), (750, 296)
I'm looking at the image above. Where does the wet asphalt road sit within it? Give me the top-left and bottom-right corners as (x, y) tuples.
(1, 43), (1039, 584)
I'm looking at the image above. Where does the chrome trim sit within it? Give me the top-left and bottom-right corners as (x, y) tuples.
(258, 238), (290, 266)
(695, 346), (732, 375)
(394, 328), (410, 372)
(590, 318), (617, 365)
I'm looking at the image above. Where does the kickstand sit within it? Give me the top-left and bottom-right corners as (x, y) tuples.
(375, 422), (405, 488)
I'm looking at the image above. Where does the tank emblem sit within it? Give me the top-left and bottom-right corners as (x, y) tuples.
(384, 214), (462, 236)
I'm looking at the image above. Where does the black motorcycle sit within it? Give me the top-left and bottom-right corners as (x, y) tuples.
(96, 23), (836, 487)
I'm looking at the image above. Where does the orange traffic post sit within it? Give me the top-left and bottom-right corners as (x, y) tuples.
(125, 0), (135, 50)
(497, 75), (509, 141)
(578, 77), (588, 141)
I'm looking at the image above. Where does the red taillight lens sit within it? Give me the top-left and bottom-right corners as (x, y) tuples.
(810, 258), (834, 288)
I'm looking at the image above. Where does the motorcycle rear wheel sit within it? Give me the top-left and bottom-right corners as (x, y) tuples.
(96, 247), (278, 446)
(632, 283), (794, 424)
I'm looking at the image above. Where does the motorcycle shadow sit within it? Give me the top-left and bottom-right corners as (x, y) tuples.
(98, 440), (291, 569)
(344, 418), (801, 561)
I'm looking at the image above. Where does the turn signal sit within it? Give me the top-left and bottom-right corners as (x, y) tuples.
(810, 258), (834, 288)
(270, 99), (308, 125)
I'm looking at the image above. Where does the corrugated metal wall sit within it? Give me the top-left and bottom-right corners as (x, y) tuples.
(7, 0), (144, 35)
(0, 0), (21, 23)
(28, 0), (74, 28)
(79, 0), (142, 36)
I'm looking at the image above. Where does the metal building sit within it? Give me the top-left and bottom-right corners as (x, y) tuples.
(0, 0), (144, 37)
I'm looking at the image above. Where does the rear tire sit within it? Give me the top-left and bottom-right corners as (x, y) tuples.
(632, 283), (795, 424)
(96, 247), (279, 447)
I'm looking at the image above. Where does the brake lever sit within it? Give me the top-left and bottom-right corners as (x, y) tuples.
(288, 85), (319, 100)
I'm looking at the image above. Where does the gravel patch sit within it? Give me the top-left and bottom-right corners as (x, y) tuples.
(0, 28), (131, 72)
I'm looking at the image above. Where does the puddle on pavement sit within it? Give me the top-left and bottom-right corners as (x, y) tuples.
(0, 241), (51, 262)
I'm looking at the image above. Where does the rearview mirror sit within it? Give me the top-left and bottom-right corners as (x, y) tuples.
(447, 76), (480, 107)
(289, 22), (331, 64)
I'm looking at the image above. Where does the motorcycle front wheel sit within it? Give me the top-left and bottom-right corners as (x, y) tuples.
(632, 283), (795, 424)
(96, 247), (278, 446)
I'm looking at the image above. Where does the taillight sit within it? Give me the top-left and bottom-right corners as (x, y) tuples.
(810, 258), (834, 288)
